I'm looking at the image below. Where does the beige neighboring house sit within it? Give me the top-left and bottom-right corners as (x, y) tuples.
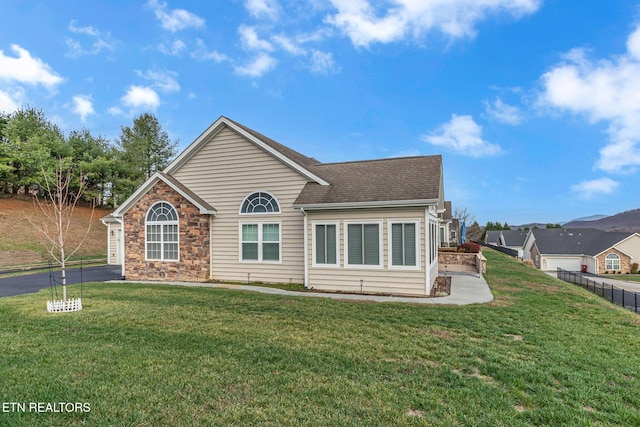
(102, 116), (446, 296)
(523, 228), (640, 273)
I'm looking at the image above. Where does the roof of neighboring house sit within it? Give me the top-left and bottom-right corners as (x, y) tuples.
(484, 230), (501, 244)
(442, 201), (452, 220)
(500, 230), (528, 247)
(293, 155), (443, 207)
(531, 228), (633, 256)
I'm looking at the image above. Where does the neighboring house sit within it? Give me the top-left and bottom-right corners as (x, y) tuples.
(439, 201), (453, 247)
(102, 116), (446, 296)
(523, 228), (640, 273)
(497, 230), (528, 259)
(450, 218), (460, 246)
(484, 231), (501, 246)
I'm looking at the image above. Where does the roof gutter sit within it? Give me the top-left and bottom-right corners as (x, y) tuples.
(293, 198), (440, 210)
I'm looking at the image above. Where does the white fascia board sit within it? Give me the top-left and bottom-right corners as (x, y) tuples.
(165, 116), (329, 186)
(294, 199), (439, 210)
(112, 172), (216, 217)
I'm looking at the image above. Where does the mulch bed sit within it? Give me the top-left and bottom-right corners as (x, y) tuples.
(430, 275), (452, 297)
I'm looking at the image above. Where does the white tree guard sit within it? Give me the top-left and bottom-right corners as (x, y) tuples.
(47, 298), (83, 313)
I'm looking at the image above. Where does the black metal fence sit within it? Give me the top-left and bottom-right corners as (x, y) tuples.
(483, 244), (518, 258)
(557, 268), (640, 313)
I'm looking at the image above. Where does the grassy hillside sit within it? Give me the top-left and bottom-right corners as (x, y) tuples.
(1, 249), (639, 426)
(0, 197), (110, 265)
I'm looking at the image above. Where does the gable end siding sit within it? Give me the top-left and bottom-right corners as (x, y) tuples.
(171, 126), (309, 284)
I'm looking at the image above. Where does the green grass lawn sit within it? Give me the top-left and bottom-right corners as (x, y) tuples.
(2, 249), (640, 426)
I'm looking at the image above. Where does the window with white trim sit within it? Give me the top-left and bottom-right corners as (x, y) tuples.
(314, 223), (338, 266)
(241, 192), (279, 213)
(346, 222), (381, 266)
(390, 221), (419, 268)
(605, 253), (620, 270)
(241, 223), (280, 262)
(146, 202), (179, 261)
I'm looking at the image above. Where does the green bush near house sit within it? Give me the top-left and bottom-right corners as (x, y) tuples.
(1, 249), (640, 426)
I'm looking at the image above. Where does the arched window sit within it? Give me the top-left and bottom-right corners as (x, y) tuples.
(605, 253), (620, 271)
(146, 202), (179, 261)
(240, 192), (280, 214)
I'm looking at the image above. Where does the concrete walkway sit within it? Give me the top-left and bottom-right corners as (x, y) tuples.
(111, 271), (494, 305)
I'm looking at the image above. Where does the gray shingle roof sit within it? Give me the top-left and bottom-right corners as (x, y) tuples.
(501, 230), (528, 247)
(484, 231), (501, 244)
(293, 155), (442, 206)
(532, 228), (633, 255)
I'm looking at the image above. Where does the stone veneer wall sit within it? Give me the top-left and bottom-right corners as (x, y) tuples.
(123, 180), (210, 282)
(596, 248), (631, 273)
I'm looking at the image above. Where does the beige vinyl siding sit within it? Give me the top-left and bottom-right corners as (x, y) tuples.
(108, 223), (122, 265)
(617, 235), (640, 263)
(306, 207), (429, 296)
(172, 125), (308, 284)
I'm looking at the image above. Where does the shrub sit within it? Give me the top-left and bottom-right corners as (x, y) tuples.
(457, 242), (481, 253)
(632, 263), (639, 274)
(523, 259), (535, 267)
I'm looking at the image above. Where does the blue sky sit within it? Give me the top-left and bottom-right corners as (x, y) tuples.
(1, 1), (640, 225)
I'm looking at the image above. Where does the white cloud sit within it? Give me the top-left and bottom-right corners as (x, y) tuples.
(272, 34), (306, 55)
(570, 177), (620, 200)
(135, 69), (180, 92)
(120, 85), (161, 110)
(245, 0), (280, 20)
(422, 114), (503, 157)
(325, 0), (541, 48)
(538, 24), (640, 174)
(192, 39), (229, 62)
(72, 95), (95, 122)
(308, 49), (341, 74)
(158, 39), (187, 56)
(239, 25), (273, 51)
(234, 53), (277, 77)
(65, 20), (117, 57)
(0, 89), (20, 113)
(484, 97), (523, 125)
(147, 0), (205, 32)
(0, 44), (63, 87)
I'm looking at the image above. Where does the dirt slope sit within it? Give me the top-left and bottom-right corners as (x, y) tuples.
(0, 197), (110, 266)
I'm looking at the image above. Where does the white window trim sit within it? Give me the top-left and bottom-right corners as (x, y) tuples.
(145, 201), (180, 262)
(344, 220), (383, 269)
(605, 253), (621, 270)
(239, 221), (282, 264)
(238, 190), (281, 215)
(311, 221), (340, 268)
(388, 219), (421, 270)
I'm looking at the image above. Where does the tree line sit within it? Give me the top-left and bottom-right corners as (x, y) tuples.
(0, 107), (177, 207)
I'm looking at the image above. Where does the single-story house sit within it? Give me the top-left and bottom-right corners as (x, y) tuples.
(484, 230), (501, 246)
(438, 201), (453, 247)
(102, 116), (446, 296)
(497, 230), (528, 259)
(523, 228), (640, 273)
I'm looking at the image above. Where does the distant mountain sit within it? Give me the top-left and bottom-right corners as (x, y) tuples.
(568, 214), (608, 223)
(563, 209), (640, 233)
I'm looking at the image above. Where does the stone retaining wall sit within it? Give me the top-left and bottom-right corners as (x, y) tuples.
(438, 251), (486, 275)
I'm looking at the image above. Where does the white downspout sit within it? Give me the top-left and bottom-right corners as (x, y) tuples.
(301, 207), (308, 288)
(118, 217), (125, 279)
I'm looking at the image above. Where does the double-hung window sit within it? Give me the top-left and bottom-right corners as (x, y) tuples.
(346, 222), (381, 267)
(146, 202), (179, 261)
(605, 253), (620, 271)
(389, 221), (419, 268)
(241, 223), (280, 262)
(239, 191), (281, 263)
(314, 223), (338, 266)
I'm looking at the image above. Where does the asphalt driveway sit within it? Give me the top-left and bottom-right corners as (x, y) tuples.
(0, 265), (122, 298)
